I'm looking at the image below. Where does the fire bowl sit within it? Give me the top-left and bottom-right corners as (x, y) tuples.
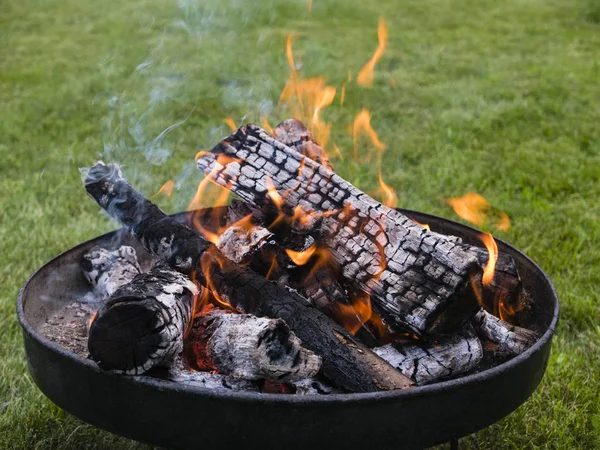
(17, 208), (559, 450)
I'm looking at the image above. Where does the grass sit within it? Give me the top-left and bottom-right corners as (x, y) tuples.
(1, 0), (599, 448)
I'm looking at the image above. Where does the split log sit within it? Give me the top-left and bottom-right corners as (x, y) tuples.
(273, 118), (332, 170)
(87, 263), (196, 375)
(83, 162), (412, 392)
(81, 246), (141, 299)
(473, 309), (537, 355)
(183, 309), (321, 382)
(374, 324), (483, 385)
(196, 124), (482, 335)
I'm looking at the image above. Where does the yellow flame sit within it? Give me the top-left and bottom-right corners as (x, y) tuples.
(285, 243), (317, 266)
(352, 109), (386, 158)
(378, 171), (397, 209)
(410, 217), (431, 231)
(224, 117), (237, 132)
(357, 17), (388, 87)
(307, 0), (312, 12)
(265, 175), (283, 208)
(152, 179), (175, 198)
(480, 232), (498, 286)
(261, 115), (274, 135)
(446, 192), (511, 231)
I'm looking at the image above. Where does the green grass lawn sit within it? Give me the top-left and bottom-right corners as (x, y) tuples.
(1, 0), (599, 448)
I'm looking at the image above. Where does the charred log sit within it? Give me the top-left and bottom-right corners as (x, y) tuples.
(87, 264), (196, 375)
(196, 124), (482, 335)
(374, 324), (483, 385)
(83, 162), (412, 392)
(273, 118), (332, 170)
(183, 309), (321, 382)
(473, 309), (537, 355)
(81, 246), (141, 299)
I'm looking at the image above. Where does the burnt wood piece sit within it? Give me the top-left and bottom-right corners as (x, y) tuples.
(196, 124), (482, 335)
(183, 309), (321, 382)
(83, 162), (412, 392)
(273, 118), (332, 170)
(473, 309), (537, 355)
(161, 357), (259, 392)
(217, 214), (350, 314)
(374, 324), (483, 385)
(87, 264), (197, 375)
(81, 246), (141, 299)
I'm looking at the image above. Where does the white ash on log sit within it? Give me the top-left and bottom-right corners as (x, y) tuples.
(159, 357), (259, 392)
(87, 263), (196, 375)
(81, 246), (140, 299)
(374, 324), (483, 385)
(216, 225), (274, 264)
(473, 309), (537, 356)
(196, 124), (482, 335)
(183, 309), (321, 382)
(273, 118), (332, 170)
(83, 162), (412, 392)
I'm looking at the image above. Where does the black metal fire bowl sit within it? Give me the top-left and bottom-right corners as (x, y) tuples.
(17, 209), (559, 450)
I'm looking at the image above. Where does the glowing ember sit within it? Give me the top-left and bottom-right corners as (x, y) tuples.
(480, 232), (498, 286)
(446, 192), (511, 231)
(357, 17), (388, 87)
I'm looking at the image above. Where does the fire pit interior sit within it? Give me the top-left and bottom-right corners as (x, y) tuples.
(18, 119), (559, 449)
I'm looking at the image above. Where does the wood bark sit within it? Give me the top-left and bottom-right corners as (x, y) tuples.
(196, 124), (482, 335)
(84, 161), (412, 392)
(87, 263), (196, 375)
(373, 324), (483, 385)
(81, 246), (141, 299)
(473, 309), (537, 355)
(183, 309), (321, 382)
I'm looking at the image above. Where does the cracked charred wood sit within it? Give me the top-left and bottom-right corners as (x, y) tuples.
(196, 124), (482, 336)
(183, 309), (321, 382)
(81, 246), (141, 299)
(84, 162), (412, 392)
(158, 357), (259, 392)
(273, 118), (332, 170)
(373, 324), (483, 385)
(473, 309), (537, 355)
(87, 264), (196, 375)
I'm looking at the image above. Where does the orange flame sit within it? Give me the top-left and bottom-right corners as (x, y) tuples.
(334, 293), (373, 335)
(352, 109), (386, 158)
(87, 311), (98, 330)
(152, 179), (175, 198)
(378, 172), (397, 209)
(266, 176), (284, 209)
(224, 117), (237, 132)
(480, 232), (498, 286)
(285, 243), (317, 266)
(446, 192), (511, 231)
(410, 217), (431, 231)
(261, 115), (274, 135)
(357, 17), (388, 87)
(279, 34), (337, 160)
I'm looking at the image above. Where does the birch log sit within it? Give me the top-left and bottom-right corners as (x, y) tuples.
(87, 264), (196, 374)
(374, 324), (483, 384)
(183, 309), (321, 382)
(83, 162), (412, 392)
(196, 124), (482, 335)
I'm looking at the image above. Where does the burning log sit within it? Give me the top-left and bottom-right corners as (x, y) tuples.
(81, 246), (141, 299)
(373, 324), (483, 385)
(87, 264), (196, 375)
(273, 118), (332, 170)
(473, 309), (537, 355)
(83, 162), (412, 392)
(196, 124), (482, 335)
(183, 309), (321, 382)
